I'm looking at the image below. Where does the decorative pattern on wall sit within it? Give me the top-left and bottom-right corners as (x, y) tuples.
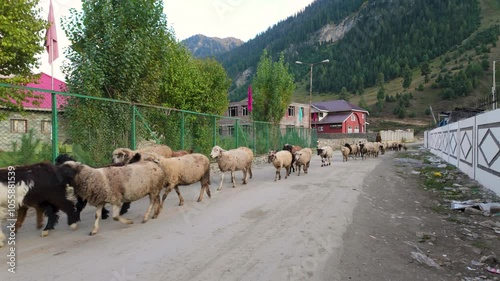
(477, 122), (500, 177)
(460, 127), (473, 167)
(424, 109), (500, 196)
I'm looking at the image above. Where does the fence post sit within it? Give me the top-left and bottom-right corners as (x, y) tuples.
(51, 92), (59, 163)
(252, 121), (256, 154)
(235, 119), (239, 148)
(213, 116), (217, 147)
(266, 124), (269, 152)
(131, 104), (137, 150)
(181, 112), (185, 150)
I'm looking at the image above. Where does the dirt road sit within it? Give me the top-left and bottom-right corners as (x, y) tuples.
(0, 150), (382, 281)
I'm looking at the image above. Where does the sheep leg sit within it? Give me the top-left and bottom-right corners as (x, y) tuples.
(231, 171), (237, 188)
(90, 205), (104, 236)
(119, 202), (131, 215)
(112, 204), (133, 224)
(152, 195), (162, 219)
(274, 169), (279, 181)
(217, 172), (225, 191)
(174, 186), (184, 206)
(14, 206), (28, 233)
(51, 196), (80, 230)
(248, 166), (253, 179)
(160, 185), (174, 210)
(198, 181), (211, 202)
(35, 206), (45, 229)
(142, 195), (156, 223)
(242, 168), (248, 185)
(41, 203), (59, 237)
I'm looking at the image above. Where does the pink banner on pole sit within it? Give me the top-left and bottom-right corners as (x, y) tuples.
(247, 85), (252, 112)
(44, 0), (59, 63)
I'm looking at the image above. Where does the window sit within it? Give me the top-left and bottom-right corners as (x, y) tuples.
(10, 119), (27, 133)
(41, 120), (51, 134)
(228, 106), (238, 117)
(228, 126), (234, 136)
(362, 113), (365, 120)
(351, 114), (356, 121)
(348, 126), (353, 133)
(317, 126), (324, 132)
(242, 125), (251, 134)
(354, 126), (359, 133)
(288, 106), (295, 116)
(241, 105), (248, 116)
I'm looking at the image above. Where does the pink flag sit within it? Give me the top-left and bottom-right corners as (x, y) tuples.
(44, 0), (59, 63)
(247, 85), (252, 112)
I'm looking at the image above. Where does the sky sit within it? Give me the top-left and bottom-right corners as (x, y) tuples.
(35, 0), (316, 82)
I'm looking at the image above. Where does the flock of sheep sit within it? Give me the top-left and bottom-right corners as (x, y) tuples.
(0, 139), (407, 247)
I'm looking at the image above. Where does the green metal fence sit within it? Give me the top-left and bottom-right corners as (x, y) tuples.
(0, 83), (318, 166)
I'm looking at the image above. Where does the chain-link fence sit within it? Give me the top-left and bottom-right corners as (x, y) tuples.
(0, 83), (318, 166)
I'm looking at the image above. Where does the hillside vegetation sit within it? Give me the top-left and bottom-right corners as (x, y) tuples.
(216, 0), (500, 133)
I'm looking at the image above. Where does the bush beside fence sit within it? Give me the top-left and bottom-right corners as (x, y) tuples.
(0, 84), (318, 167)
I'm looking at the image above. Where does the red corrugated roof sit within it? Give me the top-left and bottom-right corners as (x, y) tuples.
(22, 73), (68, 110)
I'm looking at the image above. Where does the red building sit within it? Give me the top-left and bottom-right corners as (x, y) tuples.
(311, 100), (369, 134)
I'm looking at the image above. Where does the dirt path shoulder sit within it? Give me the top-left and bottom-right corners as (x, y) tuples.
(335, 146), (500, 281)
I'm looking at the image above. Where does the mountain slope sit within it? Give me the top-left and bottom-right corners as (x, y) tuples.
(218, 0), (484, 103)
(182, 34), (243, 58)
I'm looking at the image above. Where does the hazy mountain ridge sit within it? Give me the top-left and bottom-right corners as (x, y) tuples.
(182, 34), (244, 58)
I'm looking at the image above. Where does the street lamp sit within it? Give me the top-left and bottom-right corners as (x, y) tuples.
(493, 60), (497, 110)
(295, 59), (329, 137)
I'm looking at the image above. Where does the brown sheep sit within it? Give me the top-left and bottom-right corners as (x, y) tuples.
(112, 144), (173, 164)
(171, 149), (194, 157)
(141, 153), (212, 209)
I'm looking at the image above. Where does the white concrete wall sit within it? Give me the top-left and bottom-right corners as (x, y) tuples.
(380, 129), (414, 142)
(425, 109), (500, 195)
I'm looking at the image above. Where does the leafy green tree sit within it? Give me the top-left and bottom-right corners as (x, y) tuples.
(339, 87), (350, 101)
(402, 65), (412, 89)
(420, 62), (431, 83)
(376, 72), (385, 90)
(377, 88), (385, 101)
(253, 50), (295, 124)
(62, 0), (231, 163)
(0, 0), (47, 119)
(481, 59), (489, 71)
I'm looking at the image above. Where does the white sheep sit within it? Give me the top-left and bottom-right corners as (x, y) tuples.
(268, 150), (293, 181)
(210, 146), (250, 190)
(59, 160), (167, 235)
(341, 146), (350, 162)
(238, 146), (254, 179)
(316, 146), (333, 167)
(294, 148), (312, 176)
(112, 144), (173, 164)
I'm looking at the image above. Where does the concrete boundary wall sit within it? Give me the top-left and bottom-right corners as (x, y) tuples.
(424, 109), (500, 195)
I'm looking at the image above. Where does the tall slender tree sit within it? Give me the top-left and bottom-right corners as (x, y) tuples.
(253, 50), (295, 124)
(0, 0), (47, 119)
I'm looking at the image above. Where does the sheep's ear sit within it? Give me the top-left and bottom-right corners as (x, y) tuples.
(129, 153), (142, 164)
